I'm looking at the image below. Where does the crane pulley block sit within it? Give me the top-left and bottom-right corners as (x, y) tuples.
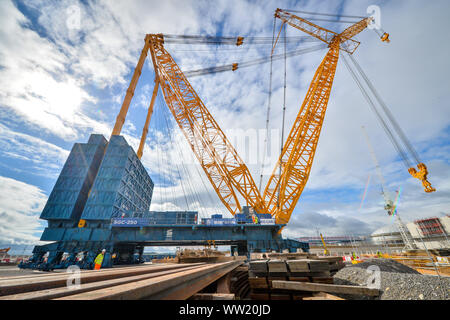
(236, 36), (244, 46)
(408, 163), (436, 193)
(381, 32), (390, 43)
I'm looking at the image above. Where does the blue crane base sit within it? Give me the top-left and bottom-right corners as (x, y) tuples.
(20, 224), (309, 271)
(19, 134), (308, 271)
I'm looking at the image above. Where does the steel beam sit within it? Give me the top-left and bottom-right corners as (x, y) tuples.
(57, 261), (242, 300)
(0, 263), (202, 296)
(1, 264), (204, 300)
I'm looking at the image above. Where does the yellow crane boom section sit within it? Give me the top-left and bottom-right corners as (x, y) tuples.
(146, 34), (267, 215)
(264, 10), (373, 224)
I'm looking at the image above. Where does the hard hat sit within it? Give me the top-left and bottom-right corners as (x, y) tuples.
(102, 249), (106, 252)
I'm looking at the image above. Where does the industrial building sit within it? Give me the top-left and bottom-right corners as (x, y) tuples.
(297, 236), (367, 246)
(371, 215), (450, 250)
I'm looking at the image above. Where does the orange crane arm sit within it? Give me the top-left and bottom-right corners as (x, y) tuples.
(274, 9), (372, 54)
(263, 43), (340, 224)
(147, 34), (267, 215)
(275, 9), (338, 45)
(264, 10), (374, 224)
(112, 40), (151, 137)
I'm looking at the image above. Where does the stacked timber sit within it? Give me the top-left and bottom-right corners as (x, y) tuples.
(176, 249), (237, 263)
(248, 257), (347, 300)
(314, 256), (346, 275)
(230, 265), (250, 299)
(266, 252), (312, 260)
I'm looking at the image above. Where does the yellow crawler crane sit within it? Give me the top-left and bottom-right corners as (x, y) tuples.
(109, 10), (383, 223)
(109, 8), (433, 229)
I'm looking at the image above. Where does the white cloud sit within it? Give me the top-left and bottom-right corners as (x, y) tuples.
(0, 123), (69, 177)
(0, 0), (111, 140)
(0, 176), (47, 244)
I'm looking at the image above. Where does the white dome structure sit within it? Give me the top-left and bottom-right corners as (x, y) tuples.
(370, 224), (403, 245)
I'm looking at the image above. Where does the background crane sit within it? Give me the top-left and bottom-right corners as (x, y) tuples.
(361, 126), (416, 250)
(320, 233), (329, 256)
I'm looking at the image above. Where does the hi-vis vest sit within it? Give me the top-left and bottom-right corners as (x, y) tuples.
(94, 253), (104, 265)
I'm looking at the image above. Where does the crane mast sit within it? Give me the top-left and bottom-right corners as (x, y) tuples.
(264, 10), (374, 224)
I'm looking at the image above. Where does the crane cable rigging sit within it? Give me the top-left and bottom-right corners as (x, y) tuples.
(151, 93), (225, 218)
(162, 34), (320, 45)
(183, 44), (326, 77)
(277, 23), (288, 209)
(259, 15), (277, 193)
(281, 9), (367, 20)
(342, 53), (435, 193)
(163, 32), (326, 78)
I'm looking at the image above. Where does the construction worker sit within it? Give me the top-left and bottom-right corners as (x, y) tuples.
(94, 249), (106, 270)
(377, 250), (383, 258)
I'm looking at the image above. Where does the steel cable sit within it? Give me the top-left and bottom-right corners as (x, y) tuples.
(277, 23), (288, 209)
(183, 44), (326, 77)
(281, 9), (367, 19)
(163, 34), (320, 45)
(161, 105), (207, 217)
(259, 16), (277, 193)
(348, 54), (422, 164)
(342, 53), (412, 168)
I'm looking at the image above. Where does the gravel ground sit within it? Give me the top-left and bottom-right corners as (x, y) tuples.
(333, 259), (450, 300)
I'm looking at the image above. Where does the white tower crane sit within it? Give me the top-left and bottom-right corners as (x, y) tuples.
(361, 126), (416, 250)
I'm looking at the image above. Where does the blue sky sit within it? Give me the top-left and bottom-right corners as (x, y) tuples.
(0, 0), (449, 254)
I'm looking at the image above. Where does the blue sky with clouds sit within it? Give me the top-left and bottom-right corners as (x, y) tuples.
(1, 0), (449, 253)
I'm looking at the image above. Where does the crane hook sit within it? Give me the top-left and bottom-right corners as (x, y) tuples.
(408, 163), (436, 193)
